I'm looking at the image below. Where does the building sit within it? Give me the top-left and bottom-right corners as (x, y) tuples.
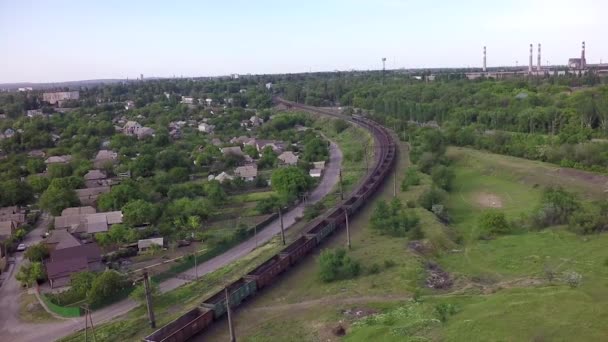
(313, 161), (326, 170)
(205, 98), (213, 106)
(198, 123), (215, 133)
(93, 150), (118, 168)
(0, 220), (16, 240)
(568, 41), (587, 70)
(18, 87), (33, 92)
(45, 155), (72, 165)
(309, 168), (323, 178)
(44, 228), (82, 251)
(234, 165), (258, 181)
(136, 127), (155, 139)
(84, 170), (109, 188)
(42, 91), (79, 106)
(123, 121), (142, 135)
(230, 136), (256, 146)
(220, 146), (244, 157)
(75, 186), (111, 206)
(256, 140), (285, 153)
(28, 150), (46, 158)
(213, 171), (234, 183)
(61, 206), (96, 217)
(138, 237), (164, 251)
(278, 151), (299, 166)
(26, 109), (47, 118)
(54, 210), (122, 235)
(125, 100), (135, 110)
(265, 82), (273, 90)
(181, 96), (195, 105)
(0, 206), (26, 226)
(250, 115), (264, 127)
(45, 243), (103, 288)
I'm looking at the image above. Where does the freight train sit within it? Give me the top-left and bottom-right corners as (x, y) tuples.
(143, 99), (396, 342)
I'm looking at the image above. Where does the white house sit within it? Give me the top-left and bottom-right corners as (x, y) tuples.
(234, 165), (257, 181)
(198, 123), (215, 133)
(205, 98), (213, 106)
(181, 96), (195, 105)
(310, 169), (322, 178)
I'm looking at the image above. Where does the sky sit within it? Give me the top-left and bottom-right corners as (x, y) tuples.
(1, 0), (607, 83)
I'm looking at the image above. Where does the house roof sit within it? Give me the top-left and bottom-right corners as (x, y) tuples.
(85, 213), (109, 234)
(124, 121), (141, 129)
(61, 206), (96, 217)
(221, 146), (244, 156)
(104, 211), (123, 225)
(46, 257), (89, 280)
(138, 237), (164, 250)
(310, 168), (323, 177)
(46, 243), (102, 280)
(0, 206), (20, 215)
(278, 151), (299, 165)
(313, 161), (326, 169)
(54, 215), (85, 231)
(136, 127), (155, 138)
(235, 165), (258, 178)
(50, 243), (101, 263)
(214, 171), (234, 183)
(45, 229), (81, 250)
(94, 150), (117, 162)
(45, 155), (72, 164)
(0, 220), (15, 238)
(0, 213), (26, 224)
(75, 186), (110, 199)
(84, 170), (107, 181)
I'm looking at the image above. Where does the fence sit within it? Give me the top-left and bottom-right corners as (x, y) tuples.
(38, 290), (82, 318)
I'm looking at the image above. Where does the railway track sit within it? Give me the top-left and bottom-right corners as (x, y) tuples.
(144, 98), (397, 342)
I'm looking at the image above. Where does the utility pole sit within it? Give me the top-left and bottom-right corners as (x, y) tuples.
(143, 271), (156, 328)
(279, 207), (285, 245)
(82, 304), (97, 342)
(339, 169), (344, 200)
(393, 165), (397, 197)
(225, 287), (236, 342)
(194, 251), (198, 280)
(345, 211), (351, 249)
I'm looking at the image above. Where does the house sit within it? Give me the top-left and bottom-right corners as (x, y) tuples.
(123, 121), (142, 135)
(138, 127), (155, 139)
(313, 161), (326, 170)
(93, 150), (118, 168)
(45, 155), (72, 165)
(138, 237), (164, 251)
(240, 120), (251, 128)
(125, 100), (135, 110)
(26, 109), (47, 118)
(3, 128), (15, 138)
(310, 169), (323, 178)
(211, 138), (222, 146)
(46, 243), (103, 288)
(230, 136), (256, 146)
(181, 96), (195, 105)
(205, 98), (213, 106)
(75, 186), (111, 206)
(250, 116), (264, 127)
(213, 171), (234, 183)
(265, 82), (273, 90)
(256, 140), (285, 153)
(61, 206), (96, 217)
(198, 123), (215, 133)
(0, 221), (16, 240)
(220, 146), (244, 157)
(278, 151), (299, 166)
(54, 215), (86, 232)
(44, 229), (82, 251)
(55, 210), (122, 235)
(0, 206), (26, 226)
(84, 170), (109, 188)
(28, 150), (46, 158)
(234, 165), (257, 181)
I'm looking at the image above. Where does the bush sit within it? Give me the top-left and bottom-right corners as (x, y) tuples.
(434, 303), (458, 322)
(431, 165), (455, 191)
(532, 187), (580, 228)
(24, 243), (49, 262)
(478, 210), (511, 238)
(418, 187), (446, 211)
(318, 248), (361, 282)
(87, 270), (129, 306)
(370, 198), (420, 236)
(368, 263), (381, 275)
(401, 167), (421, 191)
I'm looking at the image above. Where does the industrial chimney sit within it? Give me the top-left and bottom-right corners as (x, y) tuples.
(537, 44), (541, 72)
(581, 41), (586, 69)
(529, 44), (533, 73)
(483, 46), (487, 73)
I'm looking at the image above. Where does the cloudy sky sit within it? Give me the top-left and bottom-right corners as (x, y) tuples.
(1, 0), (606, 83)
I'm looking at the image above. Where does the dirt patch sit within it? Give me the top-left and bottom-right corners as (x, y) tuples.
(554, 168), (608, 191)
(474, 192), (504, 208)
(342, 307), (378, 320)
(425, 262), (453, 289)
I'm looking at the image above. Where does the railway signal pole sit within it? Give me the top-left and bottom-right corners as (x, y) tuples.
(225, 287), (236, 342)
(279, 207), (286, 245)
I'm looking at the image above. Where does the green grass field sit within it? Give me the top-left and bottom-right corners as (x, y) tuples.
(204, 144), (608, 342)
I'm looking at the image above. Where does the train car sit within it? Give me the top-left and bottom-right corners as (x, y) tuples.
(201, 278), (257, 319)
(305, 218), (336, 244)
(143, 307), (213, 342)
(245, 254), (290, 289)
(327, 208), (346, 232)
(280, 235), (317, 265)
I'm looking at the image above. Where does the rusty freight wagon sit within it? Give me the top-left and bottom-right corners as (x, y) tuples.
(143, 307), (213, 342)
(305, 219), (336, 244)
(279, 235), (316, 265)
(201, 278), (257, 318)
(245, 254), (290, 289)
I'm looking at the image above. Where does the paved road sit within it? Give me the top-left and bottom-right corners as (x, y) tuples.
(0, 140), (343, 342)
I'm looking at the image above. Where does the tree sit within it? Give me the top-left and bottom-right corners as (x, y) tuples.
(15, 261), (45, 287)
(418, 187), (446, 211)
(24, 243), (49, 262)
(39, 184), (79, 216)
(204, 180), (226, 204)
(129, 278), (160, 303)
(70, 271), (97, 298)
(533, 187), (580, 227)
(0, 180), (34, 207)
(257, 146), (277, 169)
(478, 210), (511, 237)
(48, 164), (73, 178)
(431, 165), (455, 191)
(26, 158), (46, 174)
(401, 167), (421, 191)
(333, 119), (349, 133)
(97, 181), (144, 211)
(27, 175), (50, 193)
(87, 270), (129, 305)
(123, 200), (155, 226)
(271, 166), (312, 201)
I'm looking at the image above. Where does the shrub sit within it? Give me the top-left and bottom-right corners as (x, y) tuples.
(434, 303), (458, 322)
(318, 248), (361, 283)
(418, 187), (446, 211)
(431, 165), (455, 191)
(563, 270), (582, 288)
(369, 263), (381, 275)
(478, 210), (511, 237)
(532, 187), (580, 228)
(401, 167), (421, 191)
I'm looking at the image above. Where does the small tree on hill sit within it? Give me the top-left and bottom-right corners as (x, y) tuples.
(478, 210), (511, 238)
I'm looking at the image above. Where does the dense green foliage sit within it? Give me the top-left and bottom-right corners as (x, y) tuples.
(370, 198), (421, 237)
(318, 248), (361, 282)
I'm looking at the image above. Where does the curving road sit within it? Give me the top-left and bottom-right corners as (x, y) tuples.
(0, 139), (343, 342)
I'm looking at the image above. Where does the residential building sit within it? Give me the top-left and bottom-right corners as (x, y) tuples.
(136, 127), (155, 139)
(84, 170), (109, 188)
(256, 140), (285, 153)
(0, 220), (16, 240)
(54, 210), (122, 235)
(250, 115), (264, 127)
(0, 206), (26, 226)
(230, 136), (256, 146)
(46, 243), (103, 288)
(205, 98), (213, 106)
(138, 237), (164, 251)
(213, 171), (234, 183)
(27, 150), (46, 158)
(44, 229), (82, 251)
(75, 186), (111, 206)
(198, 123), (215, 133)
(45, 155), (72, 165)
(26, 109), (47, 118)
(211, 138), (222, 146)
(310, 168), (323, 178)
(313, 161), (326, 170)
(123, 121), (142, 135)
(125, 100), (135, 110)
(220, 146), (244, 157)
(61, 206), (96, 217)
(93, 150), (118, 168)
(42, 91), (79, 106)
(278, 151), (299, 166)
(181, 96), (195, 105)
(234, 165), (258, 181)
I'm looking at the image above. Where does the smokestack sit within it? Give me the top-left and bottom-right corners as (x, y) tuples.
(581, 41), (586, 69)
(537, 44), (541, 72)
(483, 46), (487, 72)
(529, 44), (533, 73)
